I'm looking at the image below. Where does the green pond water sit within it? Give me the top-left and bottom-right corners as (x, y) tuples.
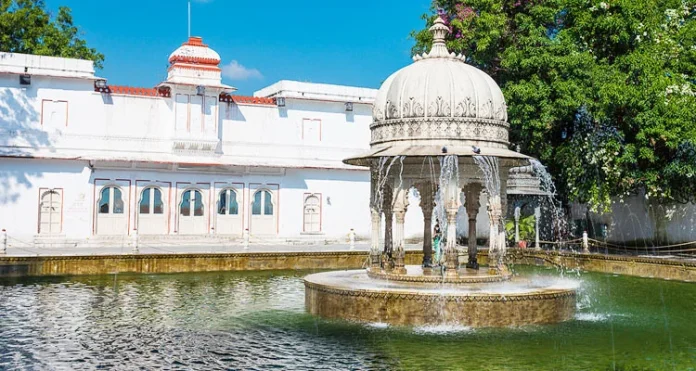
(0, 266), (694, 370)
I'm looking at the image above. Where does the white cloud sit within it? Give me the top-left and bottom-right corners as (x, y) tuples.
(221, 60), (263, 81)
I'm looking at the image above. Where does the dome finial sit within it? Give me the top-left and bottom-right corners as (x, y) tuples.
(422, 16), (458, 59)
(430, 17), (449, 46)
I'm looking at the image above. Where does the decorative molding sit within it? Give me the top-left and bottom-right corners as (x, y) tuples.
(370, 117), (509, 145)
(507, 171), (544, 195)
(304, 280), (577, 302)
(366, 269), (511, 284)
(172, 139), (220, 153)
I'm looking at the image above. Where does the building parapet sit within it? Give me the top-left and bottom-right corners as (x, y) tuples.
(0, 52), (96, 80)
(254, 80), (377, 104)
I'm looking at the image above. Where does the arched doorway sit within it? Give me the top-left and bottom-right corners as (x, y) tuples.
(216, 188), (242, 235)
(303, 194), (321, 233)
(138, 187), (166, 235)
(39, 189), (62, 234)
(250, 189), (276, 236)
(178, 189), (206, 234)
(96, 186), (127, 235)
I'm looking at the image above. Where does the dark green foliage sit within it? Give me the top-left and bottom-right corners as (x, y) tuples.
(505, 214), (535, 241)
(413, 0), (696, 211)
(0, 0), (104, 68)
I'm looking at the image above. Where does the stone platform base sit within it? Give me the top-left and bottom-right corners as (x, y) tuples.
(305, 268), (577, 327)
(367, 265), (511, 284)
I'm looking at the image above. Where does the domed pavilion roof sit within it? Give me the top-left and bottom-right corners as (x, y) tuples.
(162, 36), (234, 90)
(168, 36), (222, 67)
(344, 18), (528, 166)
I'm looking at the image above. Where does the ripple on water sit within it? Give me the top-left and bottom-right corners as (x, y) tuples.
(365, 322), (390, 329)
(1, 269), (694, 370)
(574, 312), (609, 322)
(0, 274), (391, 370)
(412, 324), (474, 335)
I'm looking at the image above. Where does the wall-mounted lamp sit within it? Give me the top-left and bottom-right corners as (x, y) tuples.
(94, 79), (108, 89)
(276, 97), (286, 107)
(19, 74), (31, 86)
(345, 102), (353, 112)
(196, 85), (206, 96)
(158, 85), (172, 97)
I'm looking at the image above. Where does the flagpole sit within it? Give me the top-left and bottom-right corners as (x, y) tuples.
(188, 0), (191, 38)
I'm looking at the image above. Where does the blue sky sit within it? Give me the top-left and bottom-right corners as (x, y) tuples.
(44, 0), (432, 95)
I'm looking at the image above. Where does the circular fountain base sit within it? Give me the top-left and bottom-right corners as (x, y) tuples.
(367, 265), (512, 284)
(304, 266), (577, 327)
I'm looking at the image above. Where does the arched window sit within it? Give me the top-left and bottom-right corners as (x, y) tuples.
(303, 195), (321, 233)
(139, 187), (164, 214)
(180, 189), (204, 216)
(217, 189), (239, 215)
(252, 190), (273, 215)
(98, 186), (124, 214)
(39, 189), (62, 234)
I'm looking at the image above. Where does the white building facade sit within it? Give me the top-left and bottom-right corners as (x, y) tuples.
(0, 36), (410, 247)
(4, 36), (684, 250)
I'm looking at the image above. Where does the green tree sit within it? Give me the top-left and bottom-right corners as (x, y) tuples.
(413, 0), (696, 212)
(0, 0), (104, 68)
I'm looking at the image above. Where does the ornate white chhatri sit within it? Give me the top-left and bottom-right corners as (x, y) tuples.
(345, 18), (527, 165)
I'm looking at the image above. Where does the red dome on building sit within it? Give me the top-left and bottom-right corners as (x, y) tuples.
(168, 36), (221, 69)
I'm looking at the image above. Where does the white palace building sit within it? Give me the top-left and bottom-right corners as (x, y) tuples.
(0, 36), (440, 248)
(2, 35), (688, 250)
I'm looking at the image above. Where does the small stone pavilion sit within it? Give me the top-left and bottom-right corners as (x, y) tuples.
(345, 18), (529, 276)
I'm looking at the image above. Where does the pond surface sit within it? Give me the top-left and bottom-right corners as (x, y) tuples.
(0, 266), (694, 370)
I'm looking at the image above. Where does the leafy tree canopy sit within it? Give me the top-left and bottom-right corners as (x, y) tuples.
(413, 0), (696, 212)
(0, 0), (104, 68)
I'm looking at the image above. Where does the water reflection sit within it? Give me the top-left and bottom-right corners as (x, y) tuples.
(0, 268), (694, 370)
(0, 272), (391, 370)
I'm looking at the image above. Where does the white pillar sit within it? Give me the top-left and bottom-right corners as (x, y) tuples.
(369, 166), (382, 272)
(487, 195), (503, 273)
(370, 208), (382, 271)
(370, 209), (381, 254)
(582, 231), (589, 253)
(514, 206), (521, 243)
(534, 206), (541, 250)
(393, 188), (409, 252)
(243, 228), (250, 250)
(349, 229), (356, 251)
(132, 229), (139, 254)
(444, 187), (460, 277)
(393, 187), (409, 274)
(1, 229), (6, 255)
(394, 212), (405, 253)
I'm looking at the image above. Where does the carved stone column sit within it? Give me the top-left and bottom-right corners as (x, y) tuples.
(487, 194), (503, 274)
(393, 187), (409, 275)
(415, 182), (434, 268)
(500, 183), (509, 225)
(444, 188), (460, 277)
(500, 181), (509, 254)
(514, 206), (521, 243)
(534, 206), (541, 250)
(382, 182), (394, 270)
(369, 166), (382, 272)
(464, 183), (482, 270)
